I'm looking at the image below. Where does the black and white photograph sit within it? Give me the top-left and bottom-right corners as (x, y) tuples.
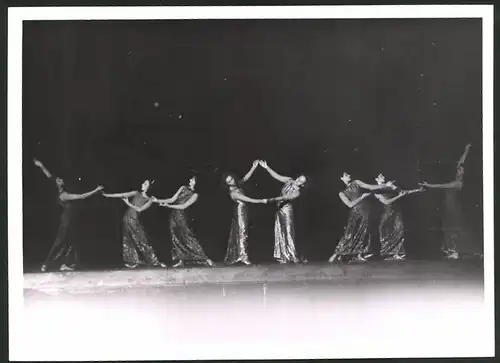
(8, 5), (494, 361)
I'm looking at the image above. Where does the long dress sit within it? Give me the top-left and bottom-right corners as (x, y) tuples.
(274, 180), (301, 263)
(332, 182), (371, 257)
(379, 193), (405, 258)
(169, 186), (210, 264)
(43, 193), (78, 268)
(122, 193), (161, 266)
(442, 187), (482, 256)
(224, 187), (251, 265)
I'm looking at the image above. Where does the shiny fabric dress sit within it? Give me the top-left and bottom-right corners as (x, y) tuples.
(122, 194), (160, 266)
(274, 180), (300, 263)
(333, 182), (371, 257)
(170, 186), (210, 263)
(43, 194), (78, 268)
(442, 188), (481, 256)
(379, 193), (405, 257)
(224, 187), (250, 265)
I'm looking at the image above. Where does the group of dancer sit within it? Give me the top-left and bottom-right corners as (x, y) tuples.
(33, 142), (481, 273)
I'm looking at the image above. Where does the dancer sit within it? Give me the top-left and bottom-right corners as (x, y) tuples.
(419, 143), (481, 259)
(328, 172), (396, 263)
(152, 176), (215, 268)
(33, 159), (103, 272)
(259, 160), (308, 264)
(374, 173), (423, 260)
(223, 160), (268, 265)
(103, 180), (167, 268)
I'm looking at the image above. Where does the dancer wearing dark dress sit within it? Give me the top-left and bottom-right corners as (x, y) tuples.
(328, 172), (396, 263)
(153, 176), (215, 268)
(374, 173), (423, 260)
(34, 159), (103, 272)
(223, 161), (268, 265)
(419, 143), (481, 259)
(103, 180), (167, 268)
(259, 160), (308, 264)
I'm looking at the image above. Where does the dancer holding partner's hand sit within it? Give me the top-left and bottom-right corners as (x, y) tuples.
(103, 180), (167, 268)
(223, 160), (269, 265)
(259, 160), (308, 264)
(34, 158), (103, 272)
(152, 176), (215, 268)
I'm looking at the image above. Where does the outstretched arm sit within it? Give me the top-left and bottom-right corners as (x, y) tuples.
(419, 180), (463, 190)
(33, 159), (53, 179)
(339, 191), (371, 208)
(457, 143), (472, 167)
(260, 161), (292, 183)
(240, 160), (260, 184)
(374, 191), (409, 205)
(123, 198), (153, 212)
(60, 186), (104, 201)
(153, 186), (184, 204)
(103, 191), (137, 198)
(269, 191), (300, 203)
(160, 194), (198, 210)
(355, 180), (396, 192)
(231, 190), (267, 204)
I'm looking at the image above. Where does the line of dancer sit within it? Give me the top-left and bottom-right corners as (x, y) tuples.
(33, 143), (481, 272)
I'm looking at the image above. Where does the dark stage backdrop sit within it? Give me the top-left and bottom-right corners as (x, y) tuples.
(22, 19), (483, 269)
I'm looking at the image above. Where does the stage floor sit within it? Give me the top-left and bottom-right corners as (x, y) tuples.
(24, 259), (483, 294)
(20, 259), (490, 360)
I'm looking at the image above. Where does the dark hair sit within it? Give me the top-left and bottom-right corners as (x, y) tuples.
(296, 174), (311, 189)
(221, 172), (238, 188)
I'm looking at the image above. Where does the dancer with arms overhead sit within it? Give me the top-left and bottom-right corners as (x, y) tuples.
(103, 180), (167, 268)
(223, 160), (268, 265)
(260, 160), (308, 264)
(153, 176), (215, 268)
(34, 159), (103, 272)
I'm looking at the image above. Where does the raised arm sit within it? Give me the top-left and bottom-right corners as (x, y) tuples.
(240, 160), (260, 184)
(103, 191), (137, 198)
(153, 186), (184, 204)
(457, 143), (472, 167)
(260, 161), (292, 184)
(160, 193), (198, 210)
(60, 186), (104, 201)
(231, 190), (266, 204)
(33, 159), (53, 179)
(339, 191), (371, 208)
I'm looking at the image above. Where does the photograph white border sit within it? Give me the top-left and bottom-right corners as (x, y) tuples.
(8, 5), (494, 360)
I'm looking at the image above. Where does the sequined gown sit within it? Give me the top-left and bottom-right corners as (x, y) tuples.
(224, 187), (250, 265)
(379, 193), (405, 257)
(169, 186), (210, 263)
(43, 194), (78, 268)
(274, 180), (301, 263)
(442, 187), (481, 256)
(332, 182), (371, 257)
(122, 194), (160, 266)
